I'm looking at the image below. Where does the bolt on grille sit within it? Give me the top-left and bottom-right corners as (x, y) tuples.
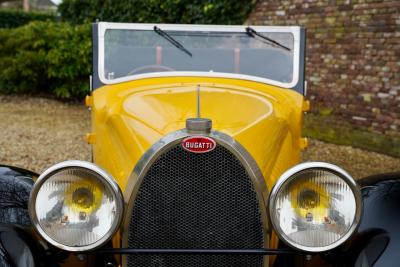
(127, 143), (264, 267)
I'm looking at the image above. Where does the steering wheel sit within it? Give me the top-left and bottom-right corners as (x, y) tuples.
(127, 65), (175, 76)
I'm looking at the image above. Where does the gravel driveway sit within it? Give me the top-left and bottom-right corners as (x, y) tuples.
(1, 95), (399, 178)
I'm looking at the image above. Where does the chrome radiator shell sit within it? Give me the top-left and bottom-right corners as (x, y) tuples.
(122, 130), (270, 267)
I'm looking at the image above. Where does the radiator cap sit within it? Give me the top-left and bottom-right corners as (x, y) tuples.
(186, 118), (212, 134)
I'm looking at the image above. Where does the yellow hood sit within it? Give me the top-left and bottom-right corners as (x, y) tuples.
(91, 76), (305, 191)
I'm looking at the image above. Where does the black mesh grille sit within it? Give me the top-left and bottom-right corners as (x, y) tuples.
(127, 143), (264, 267)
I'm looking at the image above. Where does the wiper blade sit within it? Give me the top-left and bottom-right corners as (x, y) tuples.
(154, 26), (192, 57)
(245, 27), (291, 51)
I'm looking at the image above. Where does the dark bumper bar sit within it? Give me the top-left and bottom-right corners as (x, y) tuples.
(94, 248), (302, 255)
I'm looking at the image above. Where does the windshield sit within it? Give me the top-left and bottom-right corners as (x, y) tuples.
(100, 25), (298, 85)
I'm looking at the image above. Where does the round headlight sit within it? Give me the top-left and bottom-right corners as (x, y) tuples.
(269, 162), (362, 252)
(29, 160), (123, 251)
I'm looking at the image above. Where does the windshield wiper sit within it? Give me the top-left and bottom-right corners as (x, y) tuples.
(245, 27), (291, 51)
(154, 26), (192, 57)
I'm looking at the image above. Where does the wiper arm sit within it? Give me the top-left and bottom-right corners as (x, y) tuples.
(245, 27), (291, 51)
(154, 26), (192, 57)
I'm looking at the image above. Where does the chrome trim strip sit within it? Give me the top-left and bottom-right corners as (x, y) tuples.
(28, 160), (124, 252)
(268, 162), (363, 252)
(122, 129), (270, 267)
(97, 22), (300, 89)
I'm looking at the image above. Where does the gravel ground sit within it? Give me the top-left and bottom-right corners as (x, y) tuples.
(0, 96), (91, 173)
(1, 95), (399, 178)
(302, 139), (400, 179)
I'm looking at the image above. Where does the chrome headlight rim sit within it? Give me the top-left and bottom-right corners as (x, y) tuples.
(28, 160), (124, 252)
(269, 161), (363, 252)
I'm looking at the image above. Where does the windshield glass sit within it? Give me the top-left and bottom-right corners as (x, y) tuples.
(103, 27), (295, 84)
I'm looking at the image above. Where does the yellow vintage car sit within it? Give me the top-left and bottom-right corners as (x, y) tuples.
(1, 23), (399, 267)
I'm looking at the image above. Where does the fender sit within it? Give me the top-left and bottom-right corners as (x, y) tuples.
(0, 224), (38, 267)
(0, 165), (69, 267)
(0, 165), (37, 226)
(0, 165), (37, 266)
(322, 172), (400, 267)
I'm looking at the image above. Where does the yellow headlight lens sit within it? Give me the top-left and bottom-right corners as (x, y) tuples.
(290, 181), (329, 223)
(65, 181), (103, 213)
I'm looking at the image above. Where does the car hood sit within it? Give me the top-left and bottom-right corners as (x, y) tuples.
(91, 76), (305, 191)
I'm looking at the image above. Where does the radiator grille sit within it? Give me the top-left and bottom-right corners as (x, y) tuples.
(127, 143), (264, 267)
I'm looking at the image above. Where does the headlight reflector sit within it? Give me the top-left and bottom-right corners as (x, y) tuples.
(29, 161), (123, 251)
(269, 162), (362, 252)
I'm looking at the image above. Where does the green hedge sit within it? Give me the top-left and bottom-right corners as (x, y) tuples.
(0, 21), (91, 98)
(59, 0), (257, 25)
(0, 9), (56, 28)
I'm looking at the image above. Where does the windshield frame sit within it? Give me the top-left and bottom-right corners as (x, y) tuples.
(95, 22), (303, 91)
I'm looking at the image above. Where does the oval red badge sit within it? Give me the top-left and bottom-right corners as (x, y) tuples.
(181, 136), (216, 153)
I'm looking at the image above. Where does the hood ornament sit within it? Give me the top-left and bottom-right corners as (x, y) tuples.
(197, 84), (201, 118)
(186, 84), (212, 134)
